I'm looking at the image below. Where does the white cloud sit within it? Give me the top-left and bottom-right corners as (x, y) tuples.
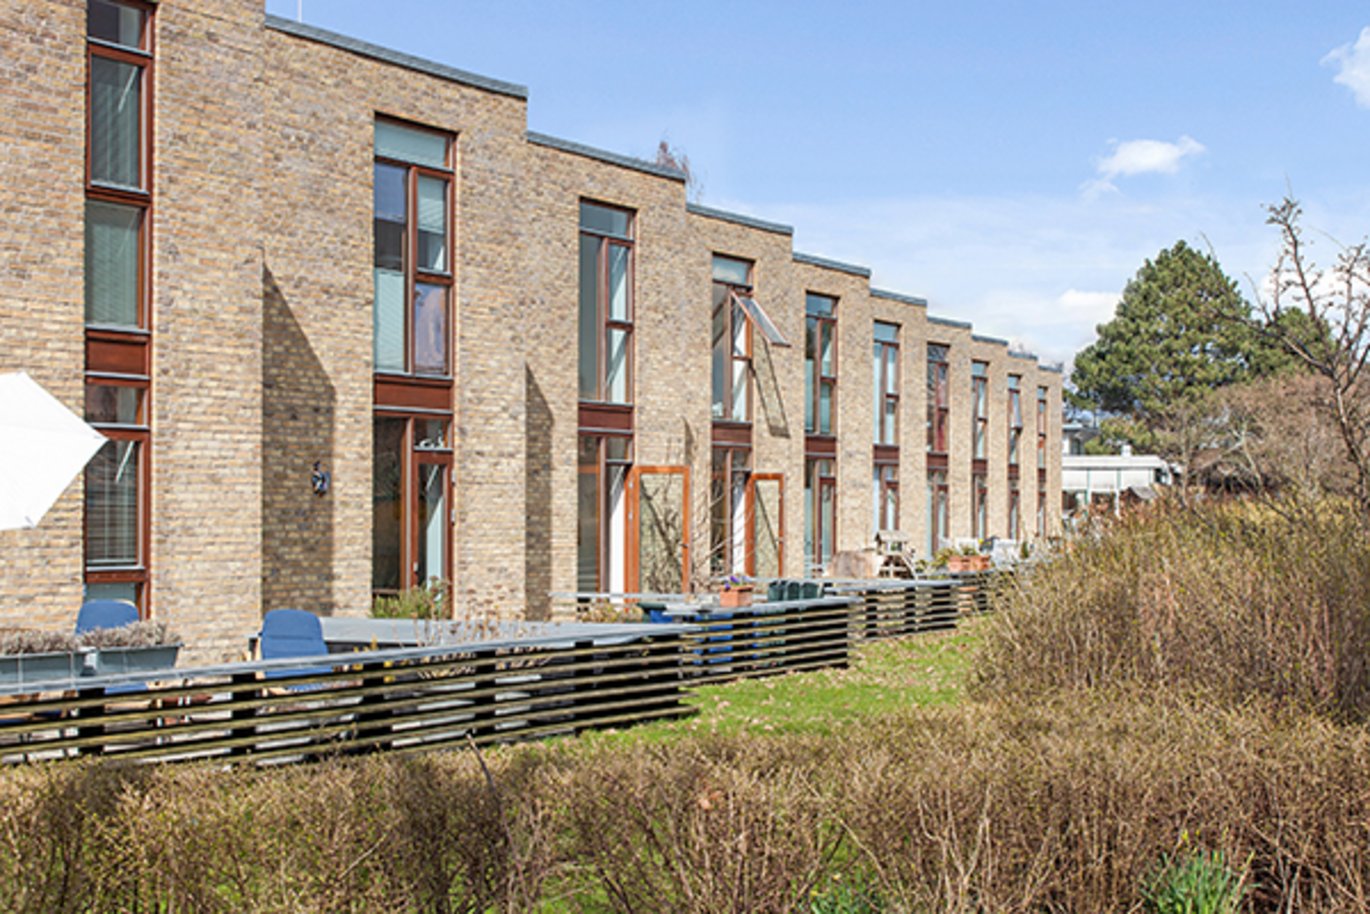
(1057, 289), (1119, 318)
(1085, 136), (1206, 195)
(1324, 27), (1370, 108)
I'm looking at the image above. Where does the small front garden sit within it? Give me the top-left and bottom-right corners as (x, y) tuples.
(3, 496), (1368, 912)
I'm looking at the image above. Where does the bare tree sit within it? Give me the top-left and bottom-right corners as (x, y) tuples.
(1255, 198), (1370, 518)
(655, 139), (703, 203)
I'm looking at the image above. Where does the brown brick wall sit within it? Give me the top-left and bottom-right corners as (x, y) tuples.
(259, 26), (531, 625)
(151, 0), (265, 662)
(0, 0), (87, 630)
(0, 3), (1066, 657)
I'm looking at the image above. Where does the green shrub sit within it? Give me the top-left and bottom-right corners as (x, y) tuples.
(371, 579), (447, 620)
(1142, 849), (1249, 914)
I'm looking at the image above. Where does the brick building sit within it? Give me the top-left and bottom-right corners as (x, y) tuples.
(0, 0), (1062, 660)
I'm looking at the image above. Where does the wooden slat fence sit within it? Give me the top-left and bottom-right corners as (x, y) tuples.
(0, 573), (1010, 766)
(0, 632), (690, 766)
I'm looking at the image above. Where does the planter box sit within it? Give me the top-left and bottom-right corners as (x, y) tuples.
(945, 555), (991, 573)
(719, 587), (753, 608)
(85, 644), (181, 677)
(0, 650), (85, 687)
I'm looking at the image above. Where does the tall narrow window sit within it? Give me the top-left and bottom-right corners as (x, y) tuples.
(873, 322), (899, 445)
(926, 345), (949, 454)
(971, 361), (988, 460)
(710, 445), (751, 575)
(805, 294), (838, 435)
(372, 416), (453, 598)
(804, 457), (836, 574)
(926, 469), (949, 556)
(1008, 375), (1023, 467)
(1008, 480), (1021, 540)
(579, 202), (633, 404)
(972, 471), (988, 540)
(1036, 386), (1048, 471)
(873, 463), (898, 535)
(85, 0), (153, 611)
(1036, 490), (1047, 537)
(711, 256), (753, 423)
(373, 120), (452, 376)
(577, 434), (631, 593)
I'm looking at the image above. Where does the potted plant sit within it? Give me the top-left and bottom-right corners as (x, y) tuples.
(719, 575), (753, 609)
(79, 621), (182, 676)
(945, 545), (990, 573)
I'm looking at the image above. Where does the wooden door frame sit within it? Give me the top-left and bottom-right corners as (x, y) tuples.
(745, 472), (784, 577)
(626, 464), (691, 593)
(410, 449), (453, 590)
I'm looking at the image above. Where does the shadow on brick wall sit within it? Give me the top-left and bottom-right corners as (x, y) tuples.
(524, 367), (552, 620)
(754, 340), (791, 438)
(261, 265), (336, 614)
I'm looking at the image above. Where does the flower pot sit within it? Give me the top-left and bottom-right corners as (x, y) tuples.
(719, 587), (753, 608)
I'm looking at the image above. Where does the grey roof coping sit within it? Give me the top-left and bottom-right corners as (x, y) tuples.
(686, 203), (793, 236)
(1009, 351), (1039, 363)
(971, 333), (1010, 347)
(871, 287), (928, 307)
(525, 132), (686, 182)
(792, 251), (872, 278)
(1040, 363), (1065, 374)
(928, 315), (973, 330)
(264, 15), (528, 100)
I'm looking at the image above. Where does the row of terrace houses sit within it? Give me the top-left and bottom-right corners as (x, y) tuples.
(0, 0), (1062, 661)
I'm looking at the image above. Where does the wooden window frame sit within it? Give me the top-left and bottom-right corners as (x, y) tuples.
(371, 413), (454, 600)
(710, 444), (752, 576)
(711, 258), (754, 426)
(874, 461), (899, 534)
(86, 1), (153, 332)
(805, 294), (838, 436)
(1036, 386), (1048, 471)
(745, 472), (785, 577)
(85, 0), (154, 612)
(1008, 375), (1023, 468)
(577, 432), (633, 592)
(927, 469), (949, 555)
(972, 471), (988, 541)
(805, 457), (837, 573)
(1008, 479), (1021, 540)
(971, 362), (988, 461)
(84, 378), (150, 614)
(374, 118), (455, 379)
(926, 345), (950, 455)
(626, 465), (692, 594)
(579, 201), (635, 405)
(874, 323), (900, 446)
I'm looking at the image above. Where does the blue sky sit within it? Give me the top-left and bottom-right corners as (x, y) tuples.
(265, 1), (1370, 367)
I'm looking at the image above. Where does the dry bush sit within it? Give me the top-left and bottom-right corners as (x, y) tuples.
(976, 497), (1370, 722)
(551, 737), (842, 914)
(828, 695), (1370, 913)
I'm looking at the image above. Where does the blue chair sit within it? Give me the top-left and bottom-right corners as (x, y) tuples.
(75, 599), (142, 695)
(258, 609), (333, 687)
(75, 599), (138, 635)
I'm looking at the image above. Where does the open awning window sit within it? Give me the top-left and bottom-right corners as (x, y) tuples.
(731, 292), (791, 348)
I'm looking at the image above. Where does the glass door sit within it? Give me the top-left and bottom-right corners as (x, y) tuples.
(413, 457), (450, 588)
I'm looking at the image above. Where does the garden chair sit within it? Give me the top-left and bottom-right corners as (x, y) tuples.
(257, 609), (334, 691)
(75, 599), (138, 635)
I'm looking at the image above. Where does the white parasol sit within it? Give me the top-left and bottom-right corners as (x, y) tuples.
(0, 372), (108, 531)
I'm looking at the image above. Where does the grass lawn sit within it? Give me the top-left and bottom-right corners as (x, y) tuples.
(583, 616), (984, 746)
